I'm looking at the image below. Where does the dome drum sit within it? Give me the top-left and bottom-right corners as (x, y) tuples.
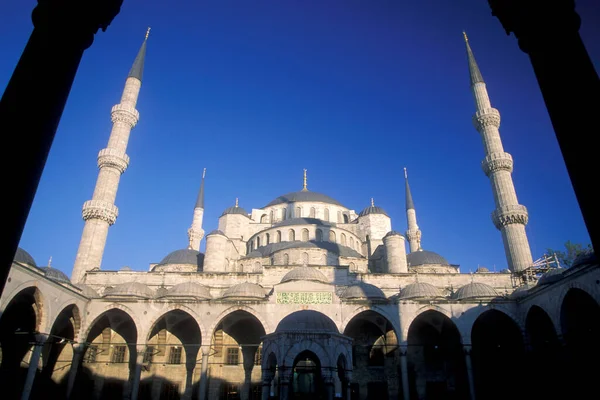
(159, 282), (212, 300)
(280, 267), (328, 284)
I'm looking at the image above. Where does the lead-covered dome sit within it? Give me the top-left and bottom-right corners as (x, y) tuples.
(103, 282), (154, 299)
(407, 250), (449, 266)
(265, 191), (344, 207)
(537, 267), (566, 286)
(510, 283), (535, 300)
(399, 282), (443, 300)
(38, 267), (70, 283)
(159, 249), (204, 266)
(453, 282), (499, 300)
(281, 267), (328, 284)
(342, 282), (387, 300)
(358, 205), (388, 217)
(221, 282), (266, 300)
(76, 284), (99, 298)
(161, 282), (212, 300)
(221, 205), (248, 217)
(276, 310), (338, 333)
(14, 247), (37, 267)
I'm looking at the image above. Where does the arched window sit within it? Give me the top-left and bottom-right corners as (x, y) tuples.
(316, 229), (323, 242)
(302, 228), (309, 241)
(276, 230), (282, 243)
(254, 262), (262, 272)
(302, 252), (309, 265)
(260, 214), (268, 223)
(266, 233), (270, 245)
(324, 208), (330, 221)
(239, 263), (244, 271)
(283, 253), (289, 264)
(256, 236), (261, 247)
(270, 256), (275, 265)
(269, 210), (274, 222)
(341, 233), (347, 246)
(309, 207), (316, 218)
(289, 229), (295, 241)
(337, 211), (343, 223)
(329, 230), (336, 243)
(295, 207), (302, 218)
(350, 237), (354, 248)
(343, 214), (349, 223)
(282, 208), (287, 220)
(250, 241), (254, 251)
(349, 262), (356, 272)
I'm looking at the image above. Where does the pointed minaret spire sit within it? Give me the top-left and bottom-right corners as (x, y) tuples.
(465, 34), (532, 272)
(188, 168), (207, 251)
(72, 31), (149, 283)
(302, 169), (308, 191)
(404, 168), (422, 253)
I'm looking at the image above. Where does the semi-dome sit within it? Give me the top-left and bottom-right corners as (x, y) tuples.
(14, 247), (37, 267)
(76, 284), (99, 298)
(159, 248), (204, 266)
(38, 267), (70, 283)
(510, 283), (535, 300)
(281, 267), (328, 284)
(276, 310), (338, 333)
(407, 250), (450, 266)
(161, 282), (212, 300)
(453, 282), (499, 300)
(221, 205), (248, 217)
(384, 231), (403, 239)
(537, 267), (566, 286)
(221, 282), (266, 300)
(342, 282), (386, 300)
(358, 205), (389, 217)
(103, 282), (154, 299)
(265, 191), (344, 207)
(399, 282), (443, 300)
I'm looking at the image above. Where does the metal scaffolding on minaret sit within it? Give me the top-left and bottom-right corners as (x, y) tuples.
(464, 32), (533, 273)
(71, 29), (150, 283)
(188, 168), (206, 251)
(404, 167), (422, 253)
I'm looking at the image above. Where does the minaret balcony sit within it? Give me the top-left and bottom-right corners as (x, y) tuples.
(491, 204), (529, 229)
(482, 152), (513, 176)
(472, 107), (500, 131)
(97, 148), (130, 173)
(111, 104), (139, 127)
(82, 200), (119, 225)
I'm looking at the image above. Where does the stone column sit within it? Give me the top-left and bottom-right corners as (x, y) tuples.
(66, 343), (87, 399)
(399, 345), (410, 400)
(463, 345), (476, 400)
(241, 346), (258, 400)
(198, 347), (210, 400)
(21, 334), (47, 400)
(278, 369), (291, 400)
(129, 345), (145, 400)
(261, 371), (274, 400)
(324, 375), (335, 400)
(183, 359), (196, 400)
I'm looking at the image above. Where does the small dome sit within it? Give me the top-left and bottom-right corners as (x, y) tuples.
(407, 250), (450, 266)
(570, 251), (596, 270)
(104, 282), (154, 299)
(160, 248), (204, 266)
(120, 266), (132, 271)
(207, 229), (226, 236)
(162, 282), (211, 300)
(221, 282), (266, 300)
(342, 283), (386, 300)
(399, 282), (443, 300)
(221, 206), (248, 217)
(265, 191), (344, 207)
(38, 267), (70, 283)
(281, 267), (328, 284)
(276, 310), (338, 333)
(453, 282), (499, 300)
(475, 266), (490, 273)
(358, 206), (389, 217)
(537, 267), (566, 286)
(14, 247), (37, 267)
(384, 231), (403, 239)
(76, 284), (99, 298)
(510, 283), (535, 300)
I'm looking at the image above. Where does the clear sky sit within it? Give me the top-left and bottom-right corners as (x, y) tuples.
(2, 0), (599, 277)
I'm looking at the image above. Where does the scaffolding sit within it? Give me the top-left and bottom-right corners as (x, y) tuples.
(519, 253), (561, 284)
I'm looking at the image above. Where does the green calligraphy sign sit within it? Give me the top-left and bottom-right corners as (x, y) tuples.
(276, 292), (333, 304)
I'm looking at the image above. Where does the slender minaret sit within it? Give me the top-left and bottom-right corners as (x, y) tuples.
(72, 29), (150, 283)
(404, 168), (421, 253)
(464, 32), (533, 272)
(302, 168), (308, 191)
(188, 168), (206, 251)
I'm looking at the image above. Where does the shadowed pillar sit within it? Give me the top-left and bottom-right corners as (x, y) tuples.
(0, 0), (123, 295)
(488, 0), (600, 252)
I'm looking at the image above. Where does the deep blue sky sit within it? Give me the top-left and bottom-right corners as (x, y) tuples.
(2, 1), (599, 276)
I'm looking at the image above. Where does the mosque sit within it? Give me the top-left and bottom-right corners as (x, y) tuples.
(1, 30), (599, 400)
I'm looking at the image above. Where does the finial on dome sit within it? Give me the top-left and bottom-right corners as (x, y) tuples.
(404, 167), (407, 179)
(371, 198), (375, 207)
(202, 168), (206, 178)
(48, 256), (52, 268)
(302, 169), (308, 191)
(145, 27), (151, 40)
(235, 198), (239, 207)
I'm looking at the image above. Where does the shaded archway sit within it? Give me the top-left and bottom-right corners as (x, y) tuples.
(0, 287), (44, 400)
(471, 309), (524, 400)
(291, 350), (323, 400)
(336, 354), (350, 400)
(560, 288), (600, 398)
(142, 309), (202, 400)
(406, 310), (467, 400)
(210, 310), (266, 400)
(75, 308), (138, 400)
(343, 310), (397, 400)
(524, 306), (560, 397)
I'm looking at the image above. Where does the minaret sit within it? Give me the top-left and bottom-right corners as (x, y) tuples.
(464, 32), (533, 272)
(71, 29), (150, 283)
(302, 168), (308, 191)
(188, 168), (206, 251)
(404, 168), (422, 253)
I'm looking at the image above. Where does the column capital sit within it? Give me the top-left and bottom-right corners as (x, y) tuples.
(462, 344), (473, 355)
(201, 346), (211, 356)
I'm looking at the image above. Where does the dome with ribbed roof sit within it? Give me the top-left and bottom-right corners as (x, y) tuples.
(14, 247), (37, 267)
(207, 229), (226, 236)
(537, 267), (566, 286)
(76, 284), (99, 298)
(342, 283), (386, 300)
(358, 206), (388, 217)
(38, 267), (70, 283)
(265, 191), (344, 207)
(276, 310), (338, 333)
(281, 267), (328, 284)
(221, 282), (266, 300)
(407, 250), (449, 266)
(161, 282), (211, 300)
(399, 282), (443, 300)
(221, 205), (248, 217)
(453, 282), (499, 300)
(159, 249), (204, 266)
(510, 283), (535, 300)
(384, 231), (403, 239)
(103, 282), (154, 299)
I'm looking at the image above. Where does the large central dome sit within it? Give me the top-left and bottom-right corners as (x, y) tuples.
(265, 191), (344, 207)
